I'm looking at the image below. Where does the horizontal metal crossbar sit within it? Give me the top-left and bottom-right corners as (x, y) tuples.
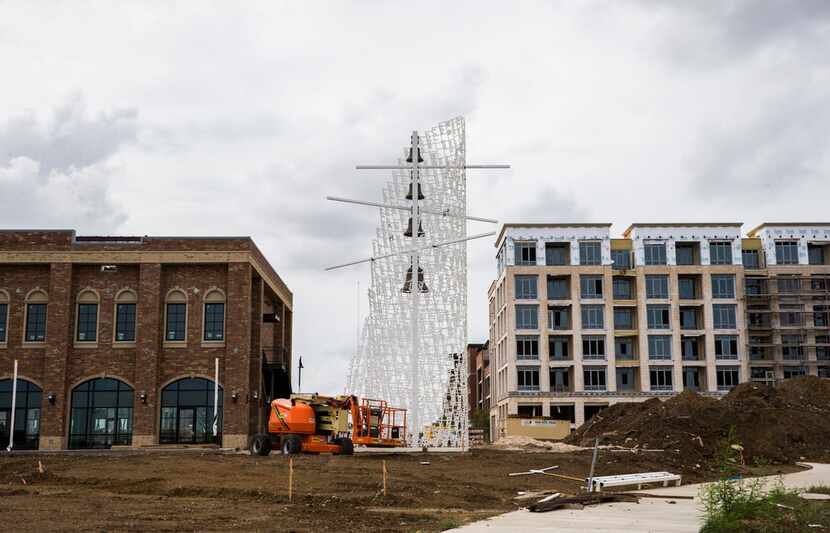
(325, 196), (498, 223)
(324, 231), (495, 271)
(356, 164), (510, 170)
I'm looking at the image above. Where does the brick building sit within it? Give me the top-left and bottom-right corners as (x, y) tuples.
(0, 230), (292, 450)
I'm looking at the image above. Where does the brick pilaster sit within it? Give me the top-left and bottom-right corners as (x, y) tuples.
(224, 262), (252, 448)
(40, 263), (72, 449)
(133, 263), (161, 445)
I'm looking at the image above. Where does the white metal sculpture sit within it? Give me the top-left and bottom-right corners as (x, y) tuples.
(327, 117), (507, 447)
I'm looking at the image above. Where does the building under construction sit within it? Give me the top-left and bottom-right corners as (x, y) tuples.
(743, 224), (830, 384)
(487, 222), (830, 442)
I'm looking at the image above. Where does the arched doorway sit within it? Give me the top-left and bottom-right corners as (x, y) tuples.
(69, 378), (134, 449)
(160, 378), (223, 444)
(0, 379), (41, 450)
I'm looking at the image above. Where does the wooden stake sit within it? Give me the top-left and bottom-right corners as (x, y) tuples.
(290, 458), (295, 502)
(382, 460), (388, 496)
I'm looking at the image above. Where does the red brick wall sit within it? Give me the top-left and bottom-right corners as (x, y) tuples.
(0, 258), (286, 448)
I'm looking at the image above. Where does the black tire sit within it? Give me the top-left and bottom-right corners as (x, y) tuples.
(281, 434), (302, 455)
(251, 434), (272, 456)
(335, 437), (354, 456)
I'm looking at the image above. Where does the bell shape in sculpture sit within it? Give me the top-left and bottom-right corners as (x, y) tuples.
(406, 147), (424, 163)
(401, 267), (429, 294)
(403, 218), (425, 238)
(405, 182), (425, 200)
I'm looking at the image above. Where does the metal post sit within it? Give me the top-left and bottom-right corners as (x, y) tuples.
(213, 358), (219, 439)
(587, 437), (600, 492)
(409, 131), (422, 436)
(7, 359), (17, 451)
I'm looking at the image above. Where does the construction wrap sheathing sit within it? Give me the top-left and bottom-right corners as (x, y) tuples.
(347, 117), (468, 448)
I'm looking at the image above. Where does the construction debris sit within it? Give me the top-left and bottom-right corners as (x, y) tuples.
(508, 465), (559, 477)
(528, 493), (640, 513)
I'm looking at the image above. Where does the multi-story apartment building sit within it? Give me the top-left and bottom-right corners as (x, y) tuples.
(0, 230), (292, 450)
(488, 222), (830, 440)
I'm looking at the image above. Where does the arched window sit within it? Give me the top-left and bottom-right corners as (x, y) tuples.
(165, 289), (188, 342)
(0, 379), (41, 450)
(76, 289), (100, 343)
(69, 378), (134, 449)
(114, 289), (137, 343)
(24, 289), (48, 343)
(0, 289), (9, 344)
(203, 289), (226, 342)
(160, 378), (223, 444)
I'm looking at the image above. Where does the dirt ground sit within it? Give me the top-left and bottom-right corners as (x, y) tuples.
(0, 447), (796, 533)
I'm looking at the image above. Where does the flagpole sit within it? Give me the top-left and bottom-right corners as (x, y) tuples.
(213, 357), (219, 441)
(6, 359), (17, 451)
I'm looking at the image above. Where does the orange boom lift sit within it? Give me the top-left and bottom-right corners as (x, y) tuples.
(250, 394), (407, 455)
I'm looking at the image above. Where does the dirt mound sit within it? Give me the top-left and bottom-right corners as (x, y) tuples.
(566, 377), (830, 470)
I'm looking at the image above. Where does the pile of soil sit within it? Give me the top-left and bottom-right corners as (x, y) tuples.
(566, 376), (830, 470)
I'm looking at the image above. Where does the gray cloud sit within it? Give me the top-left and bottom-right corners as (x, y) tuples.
(635, 0), (830, 67)
(689, 87), (830, 197)
(0, 94), (135, 232)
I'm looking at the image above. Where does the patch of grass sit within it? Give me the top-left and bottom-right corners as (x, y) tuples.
(806, 485), (830, 495)
(701, 479), (830, 533)
(437, 517), (461, 531)
(710, 425), (745, 476)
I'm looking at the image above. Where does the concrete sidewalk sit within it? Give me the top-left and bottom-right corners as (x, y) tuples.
(450, 463), (830, 533)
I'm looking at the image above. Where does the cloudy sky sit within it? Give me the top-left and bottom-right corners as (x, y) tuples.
(1, 1), (829, 394)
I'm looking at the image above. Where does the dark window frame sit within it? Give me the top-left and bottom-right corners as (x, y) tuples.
(115, 303), (136, 342)
(165, 303), (187, 341)
(76, 303), (99, 342)
(25, 303), (47, 342)
(203, 303), (225, 341)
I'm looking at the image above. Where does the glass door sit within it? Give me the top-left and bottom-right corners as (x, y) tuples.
(178, 408), (195, 443)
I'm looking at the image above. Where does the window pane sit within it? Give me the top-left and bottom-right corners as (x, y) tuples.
(0, 304), (6, 342)
(515, 305), (538, 329)
(611, 250), (630, 269)
(580, 276), (603, 298)
(25, 303), (47, 342)
(547, 277), (569, 299)
(76, 303), (98, 342)
(115, 303), (136, 342)
(514, 276), (538, 299)
(581, 305), (604, 329)
(709, 242), (733, 265)
(648, 335), (672, 359)
(713, 304), (737, 329)
(515, 243), (537, 265)
(166, 303), (187, 341)
(711, 275), (736, 299)
(644, 243), (666, 265)
(614, 308), (634, 329)
(204, 303), (225, 341)
(647, 305), (670, 329)
(579, 242), (601, 266)
(645, 275), (669, 299)
(776, 241), (799, 264)
(613, 278), (632, 299)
